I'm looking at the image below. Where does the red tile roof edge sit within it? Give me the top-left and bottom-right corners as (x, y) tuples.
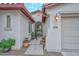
(44, 3), (57, 8)
(42, 4), (47, 23)
(0, 3), (35, 23)
(42, 3), (57, 23)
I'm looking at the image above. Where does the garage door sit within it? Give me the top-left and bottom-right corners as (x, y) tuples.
(61, 16), (79, 51)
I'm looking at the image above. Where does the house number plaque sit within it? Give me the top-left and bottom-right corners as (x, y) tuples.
(53, 26), (58, 29)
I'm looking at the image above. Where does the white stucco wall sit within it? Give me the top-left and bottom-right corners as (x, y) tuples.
(43, 16), (50, 36)
(32, 12), (42, 34)
(0, 10), (21, 50)
(32, 13), (42, 22)
(0, 10), (32, 50)
(19, 12), (30, 49)
(45, 3), (79, 52)
(0, 14), (3, 40)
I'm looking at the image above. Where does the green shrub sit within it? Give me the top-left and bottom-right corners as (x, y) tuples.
(31, 32), (35, 39)
(8, 38), (15, 45)
(0, 38), (16, 52)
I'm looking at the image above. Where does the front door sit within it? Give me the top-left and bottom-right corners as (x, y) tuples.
(35, 22), (42, 39)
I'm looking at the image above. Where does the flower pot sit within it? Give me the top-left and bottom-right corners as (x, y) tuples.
(23, 39), (29, 48)
(23, 43), (29, 48)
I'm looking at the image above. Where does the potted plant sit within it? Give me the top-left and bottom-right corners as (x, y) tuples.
(40, 36), (46, 45)
(0, 38), (15, 53)
(31, 32), (35, 39)
(23, 38), (29, 48)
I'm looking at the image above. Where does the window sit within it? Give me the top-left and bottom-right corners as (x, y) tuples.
(29, 22), (32, 33)
(6, 15), (11, 28)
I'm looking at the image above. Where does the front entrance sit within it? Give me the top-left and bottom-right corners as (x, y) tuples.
(61, 14), (79, 51)
(35, 21), (43, 39)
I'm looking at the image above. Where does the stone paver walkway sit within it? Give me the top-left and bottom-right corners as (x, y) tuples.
(29, 40), (40, 45)
(24, 40), (44, 55)
(24, 45), (44, 55)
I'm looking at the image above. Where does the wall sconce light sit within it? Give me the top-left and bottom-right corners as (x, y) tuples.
(55, 13), (59, 22)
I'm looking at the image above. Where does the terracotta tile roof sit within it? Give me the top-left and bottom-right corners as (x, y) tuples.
(42, 3), (57, 23)
(0, 3), (35, 23)
(43, 3), (54, 6)
(44, 3), (57, 8)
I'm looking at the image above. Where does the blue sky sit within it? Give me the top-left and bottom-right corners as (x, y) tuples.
(24, 3), (43, 12)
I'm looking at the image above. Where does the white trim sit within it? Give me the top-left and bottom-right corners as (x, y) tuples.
(59, 11), (79, 14)
(59, 11), (79, 17)
(3, 13), (12, 30)
(58, 13), (62, 52)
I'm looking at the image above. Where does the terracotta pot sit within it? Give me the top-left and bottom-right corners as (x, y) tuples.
(23, 42), (29, 48)
(23, 39), (29, 48)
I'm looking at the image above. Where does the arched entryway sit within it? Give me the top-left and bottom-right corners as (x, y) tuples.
(35, 21), (43, 39)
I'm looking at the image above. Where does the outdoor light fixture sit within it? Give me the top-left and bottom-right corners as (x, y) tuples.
(55, 13), (59, 22)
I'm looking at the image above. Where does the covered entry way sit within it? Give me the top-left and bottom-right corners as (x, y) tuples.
(35, 21), (43, 39)
(61, 13), (79, 52)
